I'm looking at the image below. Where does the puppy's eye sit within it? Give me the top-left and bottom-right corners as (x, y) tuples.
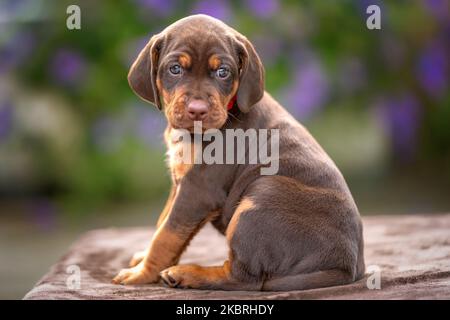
(169, 64), (182, 75)
(216, 67), (230, 79)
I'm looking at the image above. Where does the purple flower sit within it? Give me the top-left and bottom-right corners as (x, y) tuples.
(0, 31), (35, 74)
(0, 0), (30, 21)
(134, 0), (176, 17)
(191, 0), (232, 22)
(50, 49), (86, 86)
(374, 93), (422, 162)
(424, 0), (450, 21)
(284, 58), (329, 120)
(244, 0), (279, 19)
(0, 0), (21, 10)
(416, 41), (448, 98)
(0, 102), (13, 142)
(135, 106), (166, 148)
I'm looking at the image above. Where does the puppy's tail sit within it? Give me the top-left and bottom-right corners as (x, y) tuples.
(262, 269), (357, 291)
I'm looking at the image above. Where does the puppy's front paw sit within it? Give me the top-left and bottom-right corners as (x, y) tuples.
(128, 250), (147, 267)
(112, 263), (158, 285)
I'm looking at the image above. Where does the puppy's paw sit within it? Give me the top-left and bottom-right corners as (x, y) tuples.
(128, 250), (147, 267)
(112, 263), (158, 285)
(160, 265), (201, 289)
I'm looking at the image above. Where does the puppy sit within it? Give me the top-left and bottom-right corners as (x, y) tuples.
(112, 14), (365, 291)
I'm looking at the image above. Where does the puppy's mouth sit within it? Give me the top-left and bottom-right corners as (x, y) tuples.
(170, 118), (227, 132)
(167, 105), (228, 131)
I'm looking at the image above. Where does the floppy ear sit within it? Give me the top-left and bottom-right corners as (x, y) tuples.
(235, 35), (265, 113)
(128, 34), (163, 109)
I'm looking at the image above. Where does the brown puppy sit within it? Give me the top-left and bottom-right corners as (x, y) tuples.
(112, 14), (365, 291)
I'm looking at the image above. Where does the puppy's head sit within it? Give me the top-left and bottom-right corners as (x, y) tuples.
(128, 14), (265, 131)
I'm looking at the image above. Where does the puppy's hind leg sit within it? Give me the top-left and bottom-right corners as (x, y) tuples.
(160, 261), (262, 290)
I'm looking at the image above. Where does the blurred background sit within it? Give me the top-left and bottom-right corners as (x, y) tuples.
(0, 0), (449, 299)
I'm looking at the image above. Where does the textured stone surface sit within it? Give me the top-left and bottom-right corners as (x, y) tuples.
(24, 214), (450, 299)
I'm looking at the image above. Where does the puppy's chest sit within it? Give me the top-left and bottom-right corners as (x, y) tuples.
(165, 129), (201, 183)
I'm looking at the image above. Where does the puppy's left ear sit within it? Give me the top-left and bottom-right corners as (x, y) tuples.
(128, 34), (163, 110)
(235, 35), (265, 113)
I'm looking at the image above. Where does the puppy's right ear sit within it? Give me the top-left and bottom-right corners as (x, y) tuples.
(128, 34), (163, 110)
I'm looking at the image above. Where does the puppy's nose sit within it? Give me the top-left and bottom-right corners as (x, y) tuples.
(187, 99), (208, 121)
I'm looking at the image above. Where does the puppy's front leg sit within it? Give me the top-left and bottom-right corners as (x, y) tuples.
(156, 185), (176, 228)
(128, 185), (177, 267)
(112, 184), (219, 285)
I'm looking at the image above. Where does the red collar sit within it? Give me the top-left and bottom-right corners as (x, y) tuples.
(227, 95), (237, 110)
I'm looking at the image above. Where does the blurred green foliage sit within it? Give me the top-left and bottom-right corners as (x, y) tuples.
(0, 0), (449, 214)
